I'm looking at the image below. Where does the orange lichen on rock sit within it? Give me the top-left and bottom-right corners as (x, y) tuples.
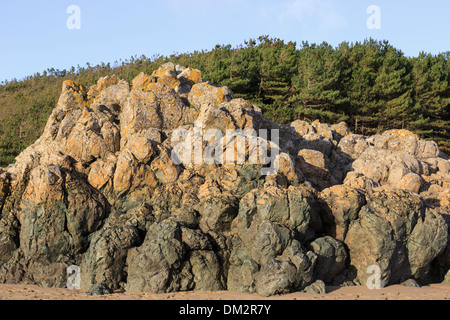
(132, 72), (157, 92)
(152, 63), (175, 78)
(59, 80), (88, 109)
(2, 62), (449, 297)
(188, 81), (234, 110)
(157, 73), (180, 90)
(62, 80), (86, 94)
(178, 68), (203, 86)
(87, 75), (122, 102)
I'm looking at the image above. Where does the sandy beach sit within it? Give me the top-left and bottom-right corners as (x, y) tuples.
(0, 283), (448, 300)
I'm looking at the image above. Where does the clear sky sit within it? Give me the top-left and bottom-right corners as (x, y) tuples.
(1, 0), (449, 82)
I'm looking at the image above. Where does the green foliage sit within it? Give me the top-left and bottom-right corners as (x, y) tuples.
(1, 37), (449, 166)
(291, 41), (350, 124)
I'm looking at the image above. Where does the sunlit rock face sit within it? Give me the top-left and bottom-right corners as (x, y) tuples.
(0, 63), (448, 295)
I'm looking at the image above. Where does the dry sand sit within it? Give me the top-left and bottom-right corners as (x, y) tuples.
(0, 283), (448, 300)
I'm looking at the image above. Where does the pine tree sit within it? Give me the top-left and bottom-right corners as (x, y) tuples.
(411, 52), (450, 149)
(256, 36), (298, 123)
(290, 42), (349, 124)
(342, 39), (385, 134)
(221, 41), (261, 101)
(373, 46), (413, 130)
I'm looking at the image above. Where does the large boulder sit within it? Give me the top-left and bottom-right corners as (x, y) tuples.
(319, 185), (366, 241)
(227, 186), (319, 296)
(81, 226), (141, 291)
(345, 187), (447, 286)
(126, 219), (225, 293)
(308, 236), (348, 283)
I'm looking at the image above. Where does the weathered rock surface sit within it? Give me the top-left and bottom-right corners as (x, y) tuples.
(0, 63), (448, 295)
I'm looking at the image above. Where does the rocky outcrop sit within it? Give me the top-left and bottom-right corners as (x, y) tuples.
(0, 62), (448, 295)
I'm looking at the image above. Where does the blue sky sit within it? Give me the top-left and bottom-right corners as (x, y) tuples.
(1, 0), (449, 82)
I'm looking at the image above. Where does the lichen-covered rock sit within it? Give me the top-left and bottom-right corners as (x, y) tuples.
(378, 129), (440, 159)
(88, 159), (115, 190)
(343, 171), (380, 190)
(81, 226), (141, 291)
(177, 67), (203, 86)
(298, 149), (333, 188)
(19, 165), (108, 261)
(302, 279), (326, 294)
(126, 220), (189, 293)
(87, 75), (130, 109)
(0, 214), (19, 266)
(228, 186), (319, 295)
(398, 172), (423, 194)
(308, 236), (348, 283)
(198, 195), (239, 233)
(188, 81), (234, 116)
(338, 134), (371, 159)
(0, 63), (449, 297)
(345, 188), (447, 286)
(319, 185), (366, 241)
(290, 120), (316, 136)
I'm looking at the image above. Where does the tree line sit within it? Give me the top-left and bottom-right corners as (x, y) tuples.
(0, 36), (449, 166)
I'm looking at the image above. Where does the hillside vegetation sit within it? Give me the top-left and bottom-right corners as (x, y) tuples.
(1, 36), (449, 166)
